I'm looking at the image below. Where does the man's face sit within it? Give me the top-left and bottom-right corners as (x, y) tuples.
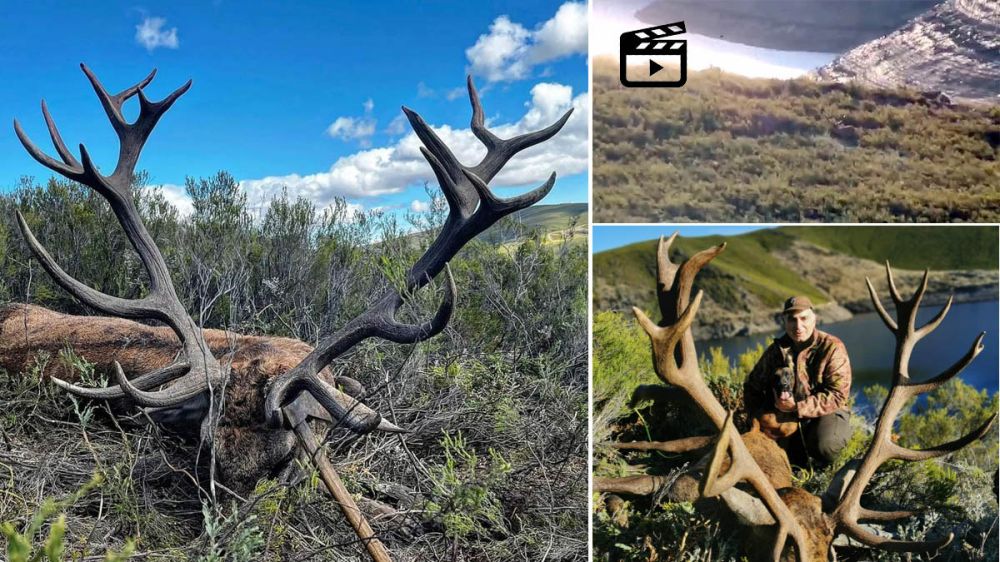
(784, 309), (816, 344)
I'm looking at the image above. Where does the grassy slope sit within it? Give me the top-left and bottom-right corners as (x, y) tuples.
(482, 203), (588, 243)
(509, 202), (587, 231)
(594, 226), (998, 313)
(595, 229), (829, 314)
(592, 57), (1000, 223)
(782, 225), (999, 270)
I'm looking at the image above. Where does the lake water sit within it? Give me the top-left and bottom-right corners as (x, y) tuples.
(702, 301), (1000, 412)
(592, 1), (837, 79)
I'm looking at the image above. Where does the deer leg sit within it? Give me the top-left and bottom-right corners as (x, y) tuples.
(594, 474), (669, 496)
(608, 435), (713, 453)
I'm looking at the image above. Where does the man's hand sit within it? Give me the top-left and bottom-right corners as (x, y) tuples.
(774, 390), (796, 413)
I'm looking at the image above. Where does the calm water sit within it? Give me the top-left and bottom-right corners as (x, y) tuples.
(703, 301), (1000, 411)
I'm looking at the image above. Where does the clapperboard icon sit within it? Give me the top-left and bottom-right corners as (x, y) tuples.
(620, 22), (687, 88)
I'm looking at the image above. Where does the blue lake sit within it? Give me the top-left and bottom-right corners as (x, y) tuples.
(702, 301), (1000, 412)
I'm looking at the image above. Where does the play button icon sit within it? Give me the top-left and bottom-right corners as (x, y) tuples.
(649, 60), (664, 76)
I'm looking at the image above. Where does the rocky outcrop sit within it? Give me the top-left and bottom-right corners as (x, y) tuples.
(815, 0), (1000, 104)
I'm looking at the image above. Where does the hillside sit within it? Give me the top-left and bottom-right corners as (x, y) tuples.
(593, 226), (998, 339)
(592, 58), (1000, 223)
(481, 202), (588, 243)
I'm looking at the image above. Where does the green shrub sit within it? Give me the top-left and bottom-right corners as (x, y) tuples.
(1, 473), (135, 562)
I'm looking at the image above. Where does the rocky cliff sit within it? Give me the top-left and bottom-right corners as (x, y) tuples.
(815, 0), (999, 104)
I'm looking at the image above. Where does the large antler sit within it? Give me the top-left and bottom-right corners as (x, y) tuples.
(631, 234), (812, 562)
(827, 263), (996, 551)
(13, 64), (226, 409)
(262, 76), (572, 429)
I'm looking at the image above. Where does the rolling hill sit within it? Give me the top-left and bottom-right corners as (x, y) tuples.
(594, 226), (998, 339)
(592, 58), (1000, 223)
(481, 202), (588, 244)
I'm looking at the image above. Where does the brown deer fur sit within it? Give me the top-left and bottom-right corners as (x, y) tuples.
(0, 303), (351, 489)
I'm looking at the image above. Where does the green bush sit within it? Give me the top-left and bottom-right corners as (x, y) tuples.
(1, 473), (135, 562)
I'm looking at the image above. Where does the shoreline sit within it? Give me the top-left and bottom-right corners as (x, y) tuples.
(692, 288), (998, 342)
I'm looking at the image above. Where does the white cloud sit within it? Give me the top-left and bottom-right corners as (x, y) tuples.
(148, 183), (368, 221)
(445, 87), (466, 101)
(410, 199), (430, 213)
(466, 2), (587, 82)
(239, 82), (588, 207)
(326, 99), (377, 146)
(135, 17), (179, 51)
(530, 2), (588, 63)
(326, 117), (376, 141)
(385, 114), (407, 136)
(417, 82), (435, 98)
(152, 184), (193, 216)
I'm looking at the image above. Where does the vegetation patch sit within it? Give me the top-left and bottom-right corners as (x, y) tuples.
(593, 57), (1000, 223)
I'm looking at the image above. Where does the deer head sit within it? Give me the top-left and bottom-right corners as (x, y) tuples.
(606, 234), (996, 562)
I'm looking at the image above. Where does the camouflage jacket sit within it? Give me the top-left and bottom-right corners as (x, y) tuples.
(743, 329), (852, 419)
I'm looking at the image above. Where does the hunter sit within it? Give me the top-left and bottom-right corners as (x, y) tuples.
(743, 296), (853, 467)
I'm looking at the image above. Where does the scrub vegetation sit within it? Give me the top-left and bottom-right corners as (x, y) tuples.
(0, 174), (589, 561)
(593, 57), (1000, 223)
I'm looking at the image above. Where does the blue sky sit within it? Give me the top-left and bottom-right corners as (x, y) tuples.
(592, 225), (771, 253)
(0, 1), (588, 221)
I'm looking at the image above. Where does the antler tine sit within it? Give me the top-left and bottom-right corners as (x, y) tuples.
(13, 118), (82, 182)
(16, 66), (222, 409)
(830, 267), (995, 553)
(839, 519), (953, 552)
(468, 75), (499, 151)
(633, 290), (707, 389)
(465, 76), (573, 183)
(112, 361), (208, 408)
(40, 101), (80, 168)
(419, 147), (471, 217)
(906, 332), (985, 394)
(264, 77), (567, 430)
(79, 64), (155, 137)
(80, 64), (192, 182)
(462, 168), (555, 220)
(15, 211), (158, 318)
(885, 261), (903, 304)
(50, 360), (190, 400)
(655, 233), (681, 323)
(914, 293), (952, 342)
(652, 237), (726, 380)
(865, 276), (898, 332)
(701, 411), (746, 495)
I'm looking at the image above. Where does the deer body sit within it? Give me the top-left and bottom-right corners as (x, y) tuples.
(0, 302), (355, 487)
